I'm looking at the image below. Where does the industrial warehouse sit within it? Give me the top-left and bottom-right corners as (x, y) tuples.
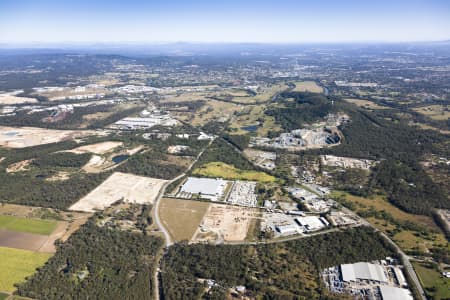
(322, 260), (413, 300)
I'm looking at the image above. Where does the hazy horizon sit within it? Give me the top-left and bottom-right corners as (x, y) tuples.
(1, 0), (449, 44)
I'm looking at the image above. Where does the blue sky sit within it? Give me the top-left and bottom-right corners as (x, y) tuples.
(0, 0), (449, 43)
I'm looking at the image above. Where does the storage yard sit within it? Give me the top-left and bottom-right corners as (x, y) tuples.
(227, 181), (258, 207)
(244, 149), (276, 170)
(321, 155), (375, 170)
(69, 172), (166, 212)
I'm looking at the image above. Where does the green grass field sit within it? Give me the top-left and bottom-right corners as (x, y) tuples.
(412, 261), (450, 300)
(0, 247), (52, 292)
(193, 161), (276, 183)
(0, 292), (9, 300)
(0, 215), (56, 235)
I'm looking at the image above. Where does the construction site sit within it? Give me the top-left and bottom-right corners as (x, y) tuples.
(69, 172), (166, 212)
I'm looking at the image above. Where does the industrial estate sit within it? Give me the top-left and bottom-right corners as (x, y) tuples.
(0, 40), (449, 300)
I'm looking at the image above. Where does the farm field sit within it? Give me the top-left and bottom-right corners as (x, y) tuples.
(0, 126), (98, 148)
(344, 98), (388, 109)
(412, 261), (450, 300)
(69, 172), (167, 212)
(292, 81), (323, 93)
(0, 215), (56, 235)
(158, 198), (210, 242)
(192, 161), (276, 182)
(0, 247), (51, 293)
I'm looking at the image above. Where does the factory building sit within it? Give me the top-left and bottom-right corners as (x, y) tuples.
(180, 177), (228, 201)
(379, 286), (413, 300)
(340, 262), (388, 284)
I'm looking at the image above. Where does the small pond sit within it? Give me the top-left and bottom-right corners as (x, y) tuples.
(112, 155), (130, 164)
(241, 125), (259, 132)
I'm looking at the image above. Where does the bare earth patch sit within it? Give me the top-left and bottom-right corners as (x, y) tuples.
(192, 204), (260, 243)
(0, 126), (99, 148)
(67, 141), (123, 154)
(6, 159), (33, 173)
(69, 172), (167, 212)
(0, 94), (37, 105)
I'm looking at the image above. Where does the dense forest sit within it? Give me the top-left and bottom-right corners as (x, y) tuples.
(0, 141), (109, 209)
(265, 92), (339, 131)
(16, 219), (163, 300)
(161, 227), (396, 300)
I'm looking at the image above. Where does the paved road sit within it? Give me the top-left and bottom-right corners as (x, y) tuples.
(152, 138), (214, 300)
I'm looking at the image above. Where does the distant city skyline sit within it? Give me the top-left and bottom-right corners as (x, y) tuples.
(1, 0), (449, 44)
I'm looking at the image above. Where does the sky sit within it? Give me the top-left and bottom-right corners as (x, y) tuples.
(0, 0), (449, 44)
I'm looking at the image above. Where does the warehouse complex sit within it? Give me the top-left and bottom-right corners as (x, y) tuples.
(322, 260), (413, 300)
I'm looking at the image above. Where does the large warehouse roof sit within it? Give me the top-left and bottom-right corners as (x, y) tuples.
(181, 177), (227, 196)
(341, 262), (388, 283)
(379, 286), (413, 300)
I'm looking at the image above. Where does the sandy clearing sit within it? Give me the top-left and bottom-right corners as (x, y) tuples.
(0, 94), (37, 105)
(0, 126), (99, 148)
(192, 204), (260, 242)
(45, 171), (71, 181)
(67, 141), (123, 154)
(6, 159), (33, 173)
(69, 172), (167, 212)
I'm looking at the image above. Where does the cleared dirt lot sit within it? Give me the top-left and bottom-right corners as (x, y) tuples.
(159, 198), (210, 242)
(0, 126), (98, 148)
(67, 141), (123, 154)
(0, 94), (37, 105)
(292, 81), (323, 93)
(6, 159), (33, 173)
(192, 204), (260, 243)
(0, 229), (49, 251)
(70, 172), (167, 212)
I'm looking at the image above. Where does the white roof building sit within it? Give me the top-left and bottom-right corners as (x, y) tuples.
(275, 225), (298, 235)
(180, 177), (227, 198)
(340, 262), (388, 284)
(379, 286), (413, 300)
(295, 216), (327, 232)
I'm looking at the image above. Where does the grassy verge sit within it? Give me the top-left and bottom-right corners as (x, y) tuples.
(412, 261), (450, 300)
